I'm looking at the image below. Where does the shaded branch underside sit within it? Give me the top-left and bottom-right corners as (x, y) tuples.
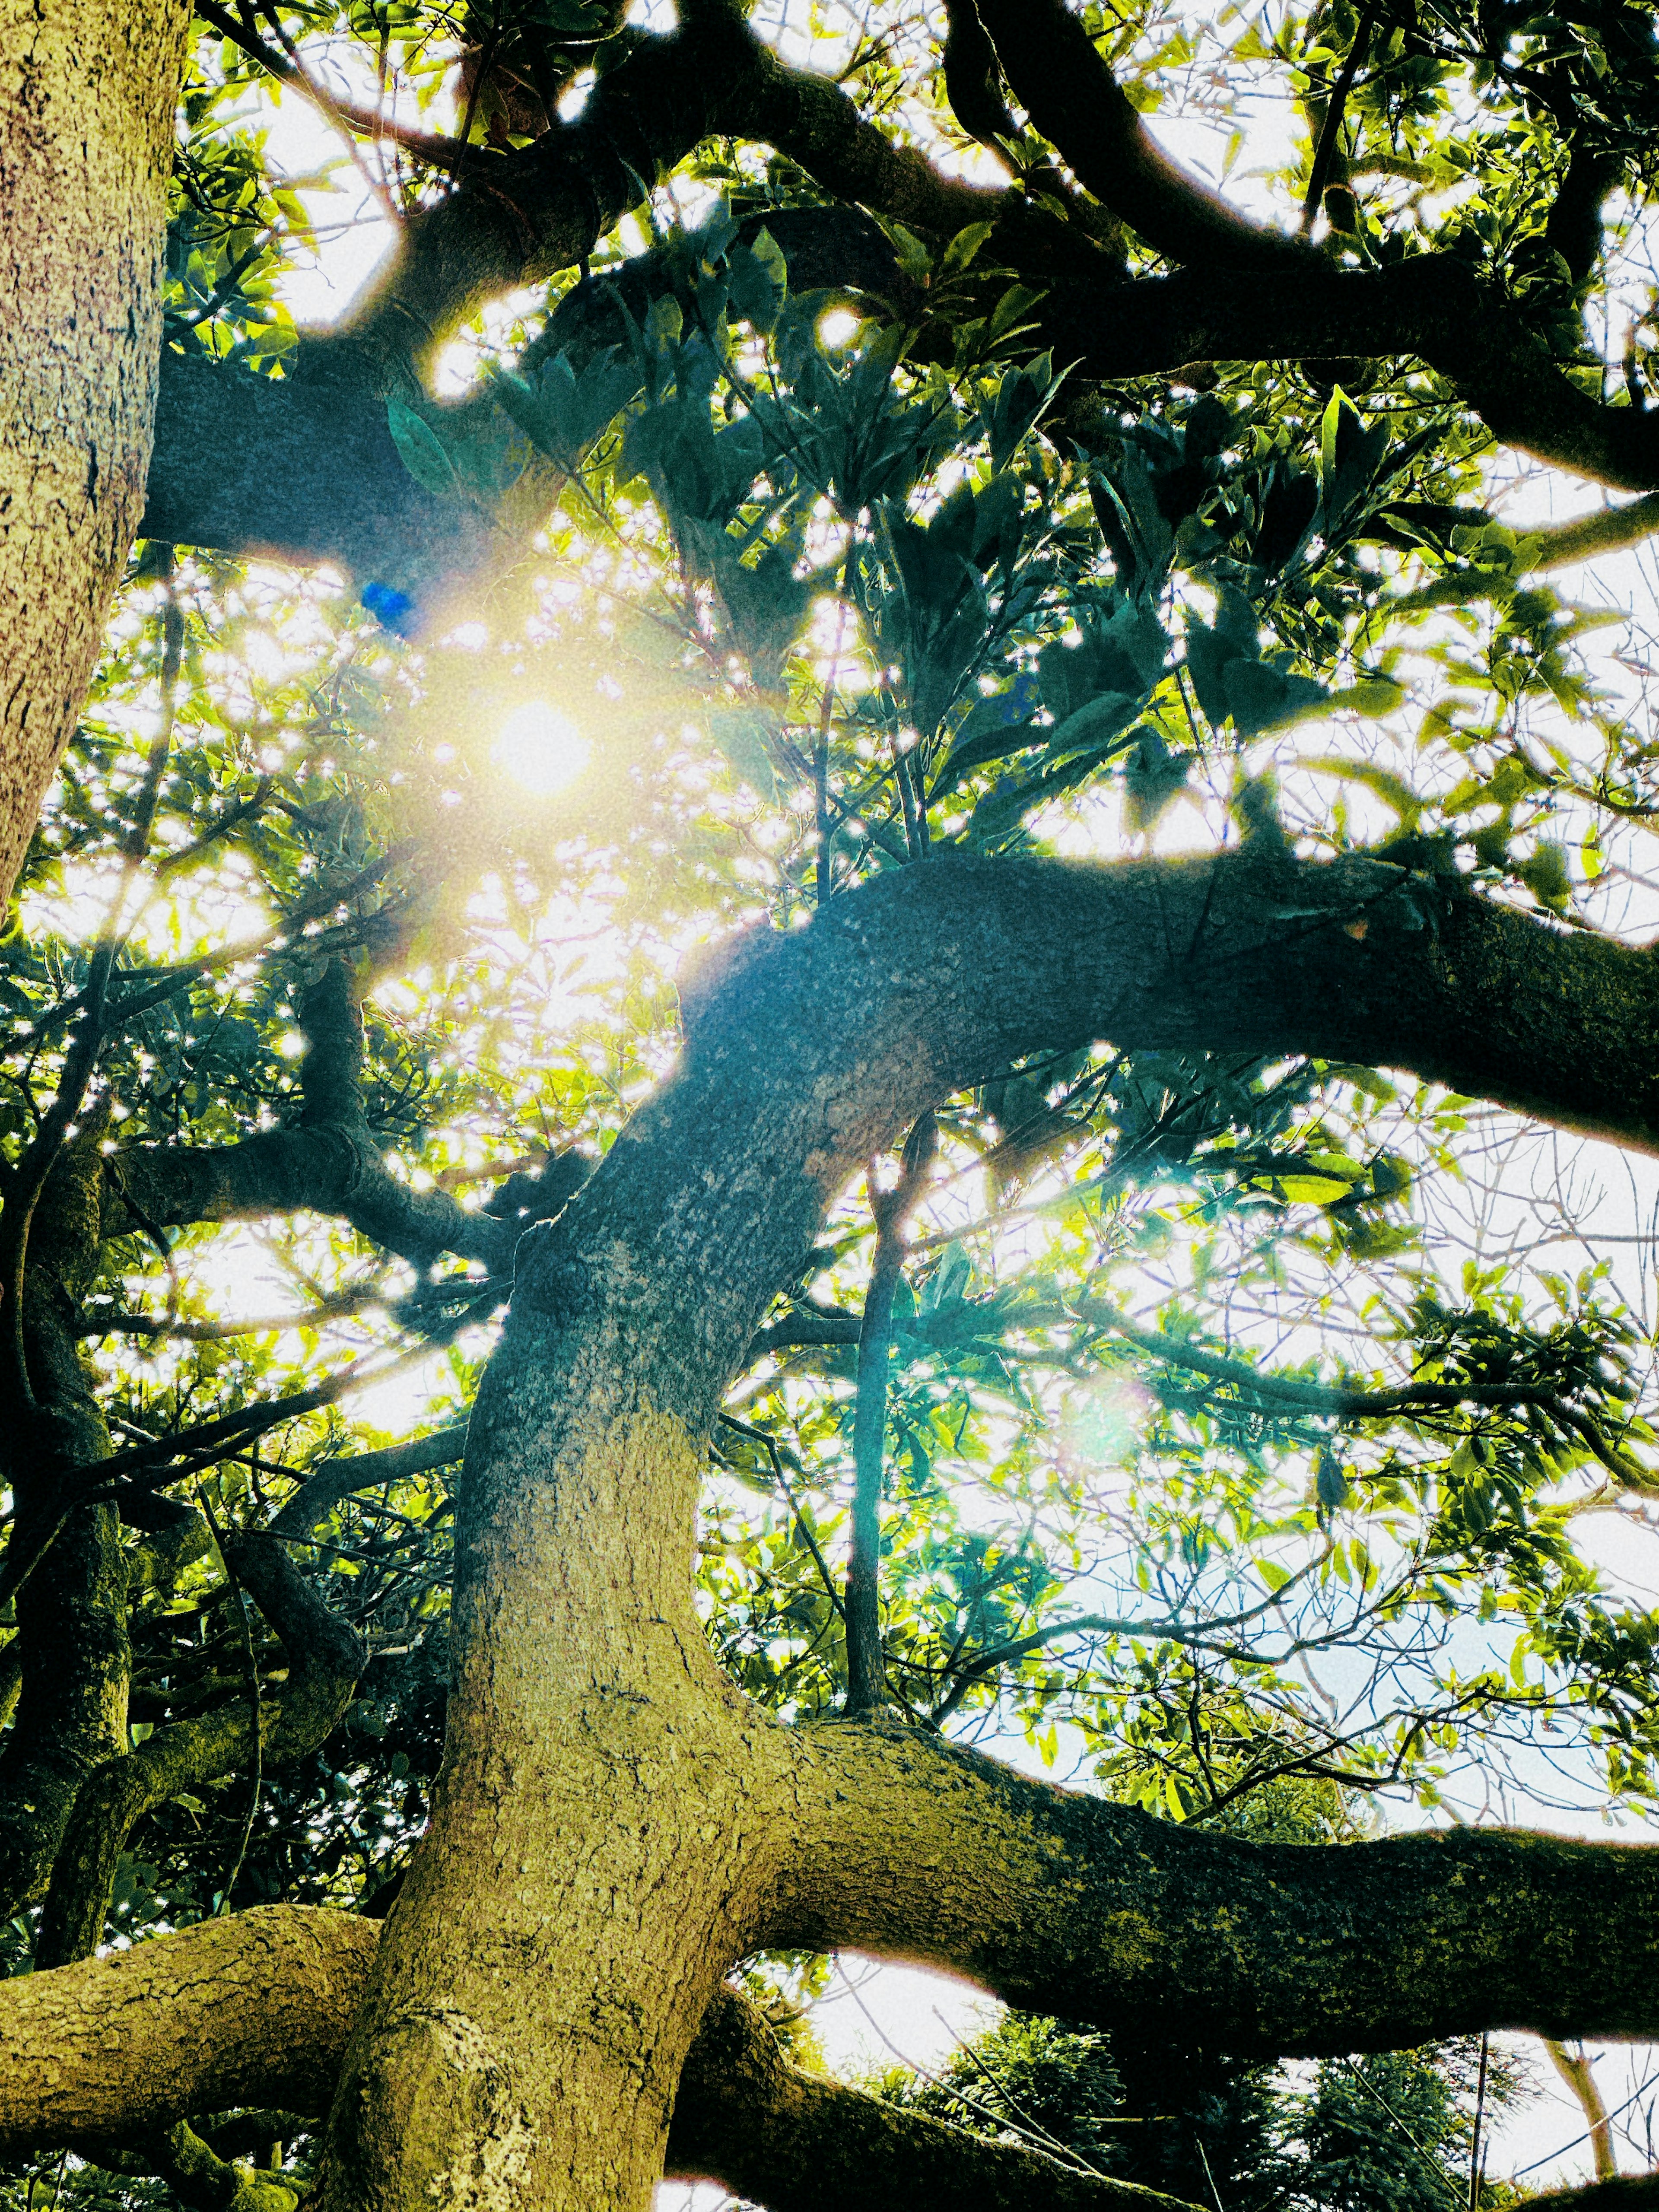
(140, 9), (1659, 593)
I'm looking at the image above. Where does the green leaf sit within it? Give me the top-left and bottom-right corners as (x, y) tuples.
(1517, 840), (1572, 912)
(940, 220), (995, 278)
(706, 706), (782, 795)
(1123, 728), (1192, 834)
(386, 397), (462, 501)
(726, 227), (788, 336)
(1046, 690), (1142, 756)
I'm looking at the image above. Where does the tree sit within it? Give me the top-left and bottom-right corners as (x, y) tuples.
(4, 0), (1659, 2208)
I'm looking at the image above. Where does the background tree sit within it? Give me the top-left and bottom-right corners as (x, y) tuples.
(3, 1), (1659, 2209)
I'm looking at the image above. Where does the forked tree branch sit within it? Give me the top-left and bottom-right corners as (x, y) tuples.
(0, 1907), (1190, 2211)
(32, 1533), (360, 1963)
(144, 7), (1659, 595)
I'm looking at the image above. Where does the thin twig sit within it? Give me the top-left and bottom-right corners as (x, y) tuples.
(196, 1485), (263, 1916)
(845, 1113), (937, 1714)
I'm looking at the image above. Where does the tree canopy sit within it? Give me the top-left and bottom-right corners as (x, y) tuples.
(4, 1), (1659, 2208)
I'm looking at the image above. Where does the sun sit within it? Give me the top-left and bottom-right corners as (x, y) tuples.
(491, 701), (591, 797)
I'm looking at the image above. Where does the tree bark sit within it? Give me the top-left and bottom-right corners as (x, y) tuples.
(774, 1722), (1659, 2052)
(33, 1530), (361, 1968)
(0, 1906), (379, 2152)
(0, 0), (192, 912)
(0, 1906), (1191, 2212)
(9, 1875), (1659, 2212)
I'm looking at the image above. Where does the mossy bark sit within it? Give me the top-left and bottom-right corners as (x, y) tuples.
(13, 858), (1659, 2203)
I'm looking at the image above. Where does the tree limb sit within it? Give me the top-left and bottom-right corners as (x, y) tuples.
(774, 1720), (1659, 2053)
(667, 1984), (1190, 2212)
(7, 1887), (1659, 2212)
(1078, 1300), (1658, 1494)
(1044, 258), (1659, 493)
(268, 1422), (470, 1539)
(195, 0), (472, 175)
(973, 0), (1304, 266)
(1546, 2040), (1619, 2183)
(0, 1907), (376, 2154)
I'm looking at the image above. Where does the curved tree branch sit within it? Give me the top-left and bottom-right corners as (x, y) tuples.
(1044, 258), (1659, 493)
(972, 0), (1304, 266)
(668, 1984), (1188, 2212)
(0, 1909), (375, 2155)
(336, 12), (763, 371)
(773, 1721), (1659, 2054)
(6, 1888), (1659, 2212)
(106, 955), (516, 1272)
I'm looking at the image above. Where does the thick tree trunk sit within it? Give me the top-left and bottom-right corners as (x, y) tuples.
(315, 1392), (784, 2208)
(0, 0), (191, 912)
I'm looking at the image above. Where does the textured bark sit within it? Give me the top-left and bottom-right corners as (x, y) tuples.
(0, 1909), (1187, 2211)
(0, 0), (193, 912)
(0, 1125), (130, 1914)
(315, 852), (1659, 2207)
(774, 1723), (1659, 2053)
(0, 1906), (380, 2153)
(9, 1872), (1659, 2212)
(669, 1985), (1185, 2212)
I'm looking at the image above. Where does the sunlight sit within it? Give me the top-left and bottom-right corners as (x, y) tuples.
(491, 701), (591, 797)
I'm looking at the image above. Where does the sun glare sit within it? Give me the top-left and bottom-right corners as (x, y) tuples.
(492, 701), (591, 797)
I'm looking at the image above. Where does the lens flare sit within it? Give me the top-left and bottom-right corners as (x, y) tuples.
(492, 702), (591, 797)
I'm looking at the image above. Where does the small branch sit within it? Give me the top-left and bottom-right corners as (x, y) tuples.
(78, 1287), (384, 1341)
(195, 0), (473, 177)
(0, 1331), (459, 1615)
(1079, 1300), (1659, 1491)
(269, 1421), (470, 1539)
(927, 1550), (1331, 1722)
(845, 1114), (936, 1716)
(973, 0), (1304, 266)
(1546, 2043), (1618, 2185)
(1301, 1), (1377, 234)
(718, 1413), (845, 1623)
